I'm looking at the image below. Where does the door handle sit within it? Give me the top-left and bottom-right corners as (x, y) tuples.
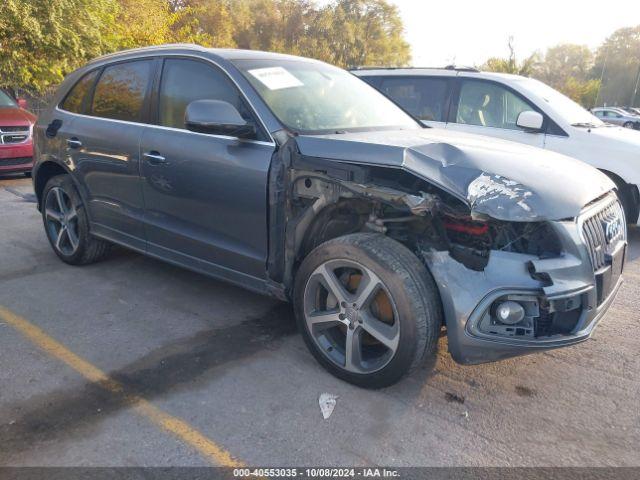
(143, 151), (167, 165)
(66, 137), (82, 149)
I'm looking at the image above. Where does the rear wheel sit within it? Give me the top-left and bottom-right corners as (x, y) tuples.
(42, 174), (110, 265)
(294, 233), (441, 388)
(623, 121), (634, 129)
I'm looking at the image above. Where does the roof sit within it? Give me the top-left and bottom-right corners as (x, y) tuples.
(352, 67), (528, 82)
(89, 44), (321, 65)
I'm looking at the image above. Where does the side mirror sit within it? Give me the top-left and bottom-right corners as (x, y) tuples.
(17, 98), (28, 109)
(516, 110), (544, 132)
(185, 99), (256, 139)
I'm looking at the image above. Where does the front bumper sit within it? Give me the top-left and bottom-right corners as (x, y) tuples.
(424, 215), (625, 365)
(0, 141), (33, 174)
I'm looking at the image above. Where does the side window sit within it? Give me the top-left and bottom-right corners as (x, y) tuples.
(158, 58), (254, 131)
(91, 61), (152, 122)
(456, 80), (538, 130)
(60, 70), (99, 114)
(379, 77), (449, 122)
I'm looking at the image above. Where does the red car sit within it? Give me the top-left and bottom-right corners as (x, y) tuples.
(0, 90), (36, 176)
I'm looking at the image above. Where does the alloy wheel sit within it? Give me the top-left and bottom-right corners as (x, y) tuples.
(303, 259), (400, 374)
(44, 186), (80, 256)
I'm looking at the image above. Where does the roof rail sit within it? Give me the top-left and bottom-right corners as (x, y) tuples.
(351, 65), (481, 72)
(444, 65), (480, 72)
(90, 43), (207, 63)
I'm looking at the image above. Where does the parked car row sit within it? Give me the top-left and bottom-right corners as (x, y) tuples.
(353, 67), (640, 225)
(30, 45), (631, 387)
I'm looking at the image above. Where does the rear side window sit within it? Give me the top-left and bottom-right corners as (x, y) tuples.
(379, 77), (449, 122)
(91, 61), (152, 122)
(60, 70), (99, 114)
(158, 58), (251, 130)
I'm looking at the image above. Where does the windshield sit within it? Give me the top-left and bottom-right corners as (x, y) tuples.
(519, 78), (605, 127)
(0, 90), (17, 107)
(233, 59), (420, 134)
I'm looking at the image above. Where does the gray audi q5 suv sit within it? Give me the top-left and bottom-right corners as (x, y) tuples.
(33, 45), (626, 387)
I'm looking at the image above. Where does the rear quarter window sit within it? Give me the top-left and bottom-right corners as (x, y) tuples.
(60, 70), (99, 114)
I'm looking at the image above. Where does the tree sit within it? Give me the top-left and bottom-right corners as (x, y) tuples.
(310, 0), (411, 68)
(229, 0), (411, 68)
(592, 26), (640, 107)
(0, 0), (411, 94)
(113, 0), (173, 49)
(169, 0), (236, 48)
(531, 43), (601, 108)
(0, 0), (117, 93)
(534, 44), (594, 87)
(231, 0), (317, 55)
(481, 37), (539, 76)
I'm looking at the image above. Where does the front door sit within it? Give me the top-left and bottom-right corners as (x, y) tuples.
(446, 78), (545, 148)
(140, 57), (275, 282)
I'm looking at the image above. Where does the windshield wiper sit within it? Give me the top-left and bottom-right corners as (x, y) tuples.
(571, 122), (599, 128)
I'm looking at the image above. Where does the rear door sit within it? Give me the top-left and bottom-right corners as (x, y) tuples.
(447, 78), (545, 148)
(67, 59), (156, 249)
(139, 57), (275, 282)
(376, 76), (452, 128)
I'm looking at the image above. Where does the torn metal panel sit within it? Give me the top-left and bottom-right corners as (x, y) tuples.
(294, 128), (615, 221)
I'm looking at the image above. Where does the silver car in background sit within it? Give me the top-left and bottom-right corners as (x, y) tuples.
(592, 107), (640, 129)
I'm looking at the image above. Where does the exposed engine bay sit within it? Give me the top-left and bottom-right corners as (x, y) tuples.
(286, 161), (564, 275)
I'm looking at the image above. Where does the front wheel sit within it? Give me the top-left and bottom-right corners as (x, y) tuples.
(293, 233), (442, 388)
(42, 174), (111, 265)
(623, 121), (634, 129)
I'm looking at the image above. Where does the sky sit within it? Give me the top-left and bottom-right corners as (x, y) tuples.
(390, 0), (640, 67)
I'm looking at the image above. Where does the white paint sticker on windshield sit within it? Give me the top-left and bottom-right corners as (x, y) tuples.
(248, 67), (303, 90)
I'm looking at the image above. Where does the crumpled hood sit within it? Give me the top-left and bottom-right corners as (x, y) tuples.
(295, 128), (614, 221)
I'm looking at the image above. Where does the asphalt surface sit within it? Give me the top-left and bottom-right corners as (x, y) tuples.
(0, 174), (638, 467)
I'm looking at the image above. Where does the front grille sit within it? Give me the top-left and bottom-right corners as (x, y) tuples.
(0, 126), (30, 144)
(0, 156), (31, 166)
(580, 195), (626, 271)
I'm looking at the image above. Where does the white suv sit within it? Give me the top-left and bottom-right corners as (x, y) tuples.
(354, 67), (640, 224)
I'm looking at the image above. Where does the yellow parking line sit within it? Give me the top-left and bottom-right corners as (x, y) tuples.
(0, 305), (243, 467)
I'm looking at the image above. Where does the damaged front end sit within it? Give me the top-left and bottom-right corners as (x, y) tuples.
(270, 131), (625, 364)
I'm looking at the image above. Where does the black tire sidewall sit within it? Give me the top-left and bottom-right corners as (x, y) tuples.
(41, 175), (92, 265)
(293, 234), (437, 388)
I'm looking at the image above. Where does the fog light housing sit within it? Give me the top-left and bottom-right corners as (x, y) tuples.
(494, 301), (525, 325)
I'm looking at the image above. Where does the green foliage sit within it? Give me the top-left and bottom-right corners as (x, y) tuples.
(482, 30), (640, 108)
(0, 0), (410, 94)
(530, 43), (601, 107)
(592, 26), (640, 107)
(481, 37), (539, 76)
(309, 0), (411, 68)
(0, 0), (117, 93)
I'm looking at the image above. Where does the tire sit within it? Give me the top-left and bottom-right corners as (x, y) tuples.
(623, 121), (634, 129)
(609, 176), (639, 224)
(41, 174), (110, 265)
(293, 233), (442, 388)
